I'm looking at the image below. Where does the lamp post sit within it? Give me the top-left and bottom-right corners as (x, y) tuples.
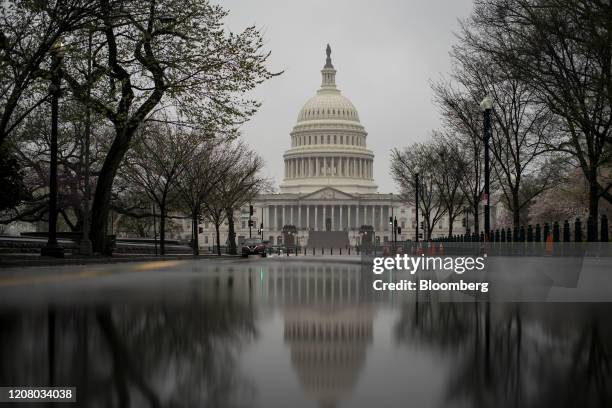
(480, 95), (493, 241)
(41, 41), (66, 258)
(414, 166), (420, 242)
(389, 193), (395, 246)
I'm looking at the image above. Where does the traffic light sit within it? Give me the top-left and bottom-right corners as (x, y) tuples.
(394, 218), (397, 228)
(248, 220), (254, 227)
(249, 205), (254, 215)
(389, 216), (393, 224)
(397, 227), (401, 234)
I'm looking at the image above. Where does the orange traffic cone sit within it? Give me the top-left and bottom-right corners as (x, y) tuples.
(439, 242), (445, 256)
(545, 232), (553, 256)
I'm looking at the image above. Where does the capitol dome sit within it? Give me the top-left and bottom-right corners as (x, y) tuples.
(279, 45), (378, 195)
(297, 92), (360, 123)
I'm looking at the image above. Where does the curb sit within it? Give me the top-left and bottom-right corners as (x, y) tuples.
(0, 254), (239, 269)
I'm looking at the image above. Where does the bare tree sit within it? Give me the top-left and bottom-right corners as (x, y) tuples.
(431, 132), (467, 236)
(120, 121), (193, 255)
(391, 143), (446, 240)
(466, 0), (612, 238)
(176, 138), (232, 255)
(432, 82), (486, 234)
(448, 29), (563, 229)
(217, 143), (266, 255)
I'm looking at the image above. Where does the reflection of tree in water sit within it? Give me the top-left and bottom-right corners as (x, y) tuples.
(0, 300), (257, 408)
(395, 301), (612, 407)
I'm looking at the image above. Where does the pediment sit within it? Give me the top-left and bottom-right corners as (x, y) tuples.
(299, 187), (356, 200)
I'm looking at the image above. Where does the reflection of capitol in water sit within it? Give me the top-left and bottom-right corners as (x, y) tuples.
(284, 305), (374, 408)
(256, 262), (375, 408)
(257, 263), (371, 305)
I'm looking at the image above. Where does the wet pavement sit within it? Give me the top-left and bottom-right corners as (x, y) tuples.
(0, 257), (611, 407)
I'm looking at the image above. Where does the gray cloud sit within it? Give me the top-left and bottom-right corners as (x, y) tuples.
(222, 0), (474, 193)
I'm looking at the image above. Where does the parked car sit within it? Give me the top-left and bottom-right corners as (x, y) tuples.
(241, 238), (267, 258)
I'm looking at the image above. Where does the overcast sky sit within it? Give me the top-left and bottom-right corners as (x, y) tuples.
(222, 0), (475, 193)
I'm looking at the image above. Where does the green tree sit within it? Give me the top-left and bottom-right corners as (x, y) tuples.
(0, 146), (28, 211)
(58, 0), (278, 252)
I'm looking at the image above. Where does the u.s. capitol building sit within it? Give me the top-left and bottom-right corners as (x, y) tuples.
(199, 45), (460, 248)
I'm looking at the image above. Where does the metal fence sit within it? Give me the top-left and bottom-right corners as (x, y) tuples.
(433, 215), (609, 244)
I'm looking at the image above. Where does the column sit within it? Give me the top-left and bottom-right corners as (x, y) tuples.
(331, 205), (335, 230)
(340, 205), (343, 230)
(314, 206), (318, 231)
(323, 205), (327, 229)
(315, 157), (319, 176)
(348, 205), (351, 229)
(274, 205), (278, 230)
(379, 205), (383, 231)
(290, 206), (294, 226)
(307, 205), (310, 229)
(298, 205), (302, 229)
(282, 205), (286, 229)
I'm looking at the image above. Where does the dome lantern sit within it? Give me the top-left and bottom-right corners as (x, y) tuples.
(321, 44), (337, 90)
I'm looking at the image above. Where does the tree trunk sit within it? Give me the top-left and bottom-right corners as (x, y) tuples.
(215, 222), (221, 256)
(588, 173), (599, 242)
(473, 201), (480, 235)
(226, 208), (237, 255)
(159, 204), (166, 255)
(447, 209), (454, 237)
(512, 190), (520, 230)
(89, 128), (134, 253)
(192, 212), (199, 255)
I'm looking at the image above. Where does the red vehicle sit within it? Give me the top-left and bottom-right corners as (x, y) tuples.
(241, 238), (267, 258)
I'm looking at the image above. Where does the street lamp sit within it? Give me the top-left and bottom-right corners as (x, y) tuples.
(480, 95), (493, 241)
(414, 165), (420, 242)
(42, 40), (66, 258)
(389, 193), (395, 246)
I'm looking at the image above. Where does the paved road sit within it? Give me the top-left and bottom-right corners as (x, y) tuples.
(0, 255), (611, 305)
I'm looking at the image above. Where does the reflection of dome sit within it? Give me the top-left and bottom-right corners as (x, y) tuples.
(284, 306), (375, 408)
(279, 44), (377, 194)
